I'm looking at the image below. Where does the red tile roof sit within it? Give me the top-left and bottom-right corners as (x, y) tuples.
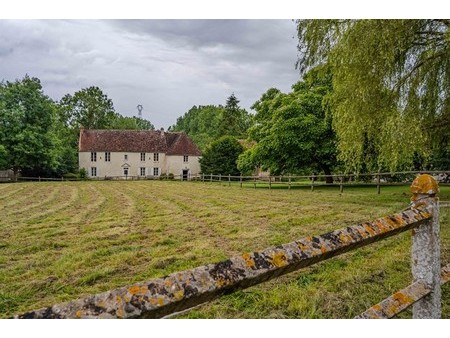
(78, 129), (201, 156)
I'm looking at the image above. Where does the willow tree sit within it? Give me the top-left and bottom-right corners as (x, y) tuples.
(296, 20), (450, 171)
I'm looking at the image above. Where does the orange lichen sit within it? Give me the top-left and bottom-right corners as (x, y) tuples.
(75, 310), (82, 318)
(410, 174), (439, 196)
(271, 252), (288, 267)
(116, 307), (124, 318)
(173, 290), (184, 301)
(242, 253), (255, 268)
(128, 285), (148, 296)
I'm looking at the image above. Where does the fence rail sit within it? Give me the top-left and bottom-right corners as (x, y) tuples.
(13, 174), (448, 319)
(200, 171), (450, 193)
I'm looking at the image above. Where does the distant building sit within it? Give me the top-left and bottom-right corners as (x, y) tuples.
(78, 129), (201, 179)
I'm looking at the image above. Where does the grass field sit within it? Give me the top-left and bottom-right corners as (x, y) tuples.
(0, 180), (448, 318)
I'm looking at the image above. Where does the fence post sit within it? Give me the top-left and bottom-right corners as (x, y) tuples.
(410, 174), (441, 318)
(240, 174), (242, 188)
(228, 174), (231, 187)
(288, 175), (291, 190)
(269, 176), (272, 190)
(339, 174), (343, 193)
(311, 174), (314, 192)
(377, 173), (381, 194)
(254, 176), (256, 189)
(219, 174), (221, 184)
(210, 173), (213, 183)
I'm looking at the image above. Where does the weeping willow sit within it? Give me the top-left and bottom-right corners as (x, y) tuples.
(296, 19), (450, 172)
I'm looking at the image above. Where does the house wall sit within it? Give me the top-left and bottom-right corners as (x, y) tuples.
(79, 152), (201, 178)
(165, 155), (201, 177)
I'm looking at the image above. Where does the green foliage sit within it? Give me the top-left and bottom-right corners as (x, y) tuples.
(78, 168), (88, 179)
(171, 95), (253, 152)
(239, 67), (337, 179)
(296, 19), (450, 171)
(199, 136), (244, 175)
(110, 115), (155, 130)
(170, 105), (224, 151)
(59, 86), (116, 130)
(218, 93), (253, 138)
(0, 75), (61, 177)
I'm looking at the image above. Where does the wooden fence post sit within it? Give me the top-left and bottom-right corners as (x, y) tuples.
(377, 173), (381, 194)
(240, 174), (242, 188)
(228, 174), (231, 187)
(311, 174), (314, 192)
(288, 175), (291, 190)
(210, 173), (212, 183)
(219, 174), (221, 184)
(410, 174), (441, 318)
(269, 176), (272, 190)
(339, 175), (344, 193)
(254, 176), (256, 189)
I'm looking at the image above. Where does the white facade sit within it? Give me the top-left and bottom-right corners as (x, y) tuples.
(79, 151), (201, 179)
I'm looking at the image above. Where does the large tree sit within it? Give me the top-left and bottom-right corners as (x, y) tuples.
(238, 66), (337, 182)
(59, 86), (116, 130)
(0, 76), (60, 178)
(296, 19), (450, 171)
(199, 136), (244, 176)
(218, 93), (253, 138)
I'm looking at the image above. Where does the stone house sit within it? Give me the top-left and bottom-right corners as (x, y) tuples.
(78, 129), (201, 179)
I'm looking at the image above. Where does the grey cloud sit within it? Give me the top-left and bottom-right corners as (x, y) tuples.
(0, 19), (300, 128)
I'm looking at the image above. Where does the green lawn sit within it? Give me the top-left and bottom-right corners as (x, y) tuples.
(0, 180), (448, 318)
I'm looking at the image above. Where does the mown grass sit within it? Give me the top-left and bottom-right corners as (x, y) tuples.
(0, 181), (448, 318)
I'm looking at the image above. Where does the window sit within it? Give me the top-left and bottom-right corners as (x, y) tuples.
(91, 167), (97, 177)
(153, 153), (159, 162)
(153, 167), (159, 176)
(140, 152), (145, 161)
(140, 167), (146, 176)
(123, 167), (129, 176)
(105, 152), (110, 162)
(124, 154), (128, 160)
(183, 155), (189, 163)
(91, 152), (97, 162)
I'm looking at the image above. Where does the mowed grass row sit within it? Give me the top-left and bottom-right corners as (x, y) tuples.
(0, 181), (448, 318)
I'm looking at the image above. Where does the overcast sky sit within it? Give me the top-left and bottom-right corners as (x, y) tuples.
(0, 20), (301, 129)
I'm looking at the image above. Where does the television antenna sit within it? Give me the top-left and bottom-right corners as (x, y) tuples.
(136, 104), (143, 118)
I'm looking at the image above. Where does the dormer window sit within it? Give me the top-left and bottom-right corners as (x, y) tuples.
(124, 154), (128, 160)
(91, 152), (97, 162)
(140, 152), (145, 161)
(154, 153), (159, 162)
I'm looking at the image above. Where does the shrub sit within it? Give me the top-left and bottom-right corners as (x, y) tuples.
(78, 168), (88, 180)
(168, 173), (175, 180)
(159, 173), (168, 180)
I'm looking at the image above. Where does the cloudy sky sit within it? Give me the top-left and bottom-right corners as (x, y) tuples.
(0, 19), (301, 129)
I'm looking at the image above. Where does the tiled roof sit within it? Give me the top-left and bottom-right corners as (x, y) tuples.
(78, 129), (201, 156)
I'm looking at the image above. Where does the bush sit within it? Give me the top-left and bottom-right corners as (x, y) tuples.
(159, 173), (168, 180)
(78, 168), (88, 180)
(168, 173), (175, 180)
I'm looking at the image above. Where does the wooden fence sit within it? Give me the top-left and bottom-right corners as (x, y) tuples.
(14, 174), (448, 319)
(200, 170), (450, 193)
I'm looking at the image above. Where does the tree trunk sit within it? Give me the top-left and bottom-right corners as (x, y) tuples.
(322, 165), (333, 184)
(13, 167), (19, 182)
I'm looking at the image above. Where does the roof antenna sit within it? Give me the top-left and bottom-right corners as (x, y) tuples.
(136, 104), (143, 118)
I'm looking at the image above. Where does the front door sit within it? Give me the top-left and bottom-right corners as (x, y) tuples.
(182, 169), (189, 181)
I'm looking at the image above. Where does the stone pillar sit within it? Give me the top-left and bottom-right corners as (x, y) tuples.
(410, 174), (441, 318)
